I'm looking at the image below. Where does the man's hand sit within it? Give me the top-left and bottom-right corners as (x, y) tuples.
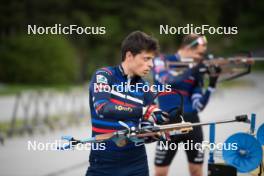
(192, 62), (208, 75)
(190, 62), (208, 85)
(139, 121), (160, 143)
(140, 121), (171, 142)
(208, 65), (222, 88)
(143, 105), (169, 124)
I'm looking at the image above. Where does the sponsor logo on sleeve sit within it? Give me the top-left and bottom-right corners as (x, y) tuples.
(96, 75), (108, 84)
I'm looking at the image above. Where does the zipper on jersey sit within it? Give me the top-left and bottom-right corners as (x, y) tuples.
(125, 76), (132, 106)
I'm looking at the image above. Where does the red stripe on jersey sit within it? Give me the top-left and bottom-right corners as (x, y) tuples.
(96, 103), (106, 111)
(101, 67), (112, 75)
(159, 90), (189, 96)
(92, 126), (117, 133)
(183, 79), (195, 85)
(110, 98), (137, 108)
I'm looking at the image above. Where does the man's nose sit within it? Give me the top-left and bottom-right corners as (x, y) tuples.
(148, 60), (154, 68)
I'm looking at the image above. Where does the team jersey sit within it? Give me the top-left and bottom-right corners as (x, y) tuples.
(89, 65), (154, 151)
(152, 53), (215, 114)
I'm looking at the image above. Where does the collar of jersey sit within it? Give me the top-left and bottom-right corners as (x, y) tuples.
(118, 64), (140, 83)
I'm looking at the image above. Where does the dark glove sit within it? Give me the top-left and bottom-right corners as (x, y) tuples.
(192, 62), (208, 75)
(191, 63), (208, 85)
(139, 121), (160, 143)
(209, 76), (218, 88)
(208, 66), (222, 88)
(167, 108), (183, 123)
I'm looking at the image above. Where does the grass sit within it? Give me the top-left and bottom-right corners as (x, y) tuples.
(0, 115), (83, 136)
(0, 118), (24, 135)
(203, 75), (254, 89)
(218, 79), (254, 89)
(252, 61), (264, 71)
(0, 84), (86, 96)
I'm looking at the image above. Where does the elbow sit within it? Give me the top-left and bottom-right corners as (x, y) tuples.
(166, 78), (180, 86)
(95, 103), (108, 117)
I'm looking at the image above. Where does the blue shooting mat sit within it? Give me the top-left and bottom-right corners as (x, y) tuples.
(257, 123), (264, 145)
(223, 132), (263, 173)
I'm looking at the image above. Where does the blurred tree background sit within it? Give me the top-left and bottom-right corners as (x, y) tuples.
(0, 0), (263, 85)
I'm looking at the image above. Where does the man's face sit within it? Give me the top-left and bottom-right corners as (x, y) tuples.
(187, 44), (207, 62)
(127, 50), (155, 77)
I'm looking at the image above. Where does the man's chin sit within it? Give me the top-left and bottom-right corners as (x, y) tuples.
(136, 73), (145, 77)
(142, 71), (150, 76)
(135, 70), (150, 77)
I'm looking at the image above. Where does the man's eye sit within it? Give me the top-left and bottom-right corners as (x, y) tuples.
(144, 57), (151, 61)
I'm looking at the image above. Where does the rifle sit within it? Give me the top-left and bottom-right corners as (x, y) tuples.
(59, 114), (249, 149)
(166, 54), (256, 82)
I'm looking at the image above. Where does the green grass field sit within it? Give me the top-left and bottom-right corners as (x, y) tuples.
(0, 84), (86, 96)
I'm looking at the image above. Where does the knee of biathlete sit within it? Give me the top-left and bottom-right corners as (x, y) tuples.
(154, 165), (170, 176)
(188, 163), (203, 176)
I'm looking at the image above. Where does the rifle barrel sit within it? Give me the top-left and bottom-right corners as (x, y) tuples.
(157, 115), (248, 131)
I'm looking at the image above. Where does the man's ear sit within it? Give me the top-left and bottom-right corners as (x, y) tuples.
(185, 47), (194, 56)
(125, 51), (133, 61)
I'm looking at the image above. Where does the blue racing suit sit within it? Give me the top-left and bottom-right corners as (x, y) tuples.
(153, 53), (215, 113)
(153, 53), (215, 165)
(86, 65), (154, 176)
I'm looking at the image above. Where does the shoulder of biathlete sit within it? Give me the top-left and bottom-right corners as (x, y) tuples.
(152, 54), (215, 114)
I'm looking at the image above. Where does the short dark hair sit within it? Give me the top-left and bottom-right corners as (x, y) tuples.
(121, 31), (159, 61)
(180, 34), (201, 49)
